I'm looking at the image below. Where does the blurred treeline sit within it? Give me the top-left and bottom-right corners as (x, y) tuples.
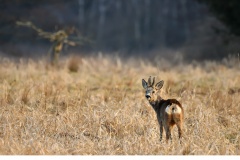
(1, 0), (240, 60)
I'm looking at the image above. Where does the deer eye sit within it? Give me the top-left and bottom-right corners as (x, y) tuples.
(152, 91), (155, 93)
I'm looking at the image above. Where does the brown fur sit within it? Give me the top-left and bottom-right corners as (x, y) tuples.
(142, 77), (184, 143)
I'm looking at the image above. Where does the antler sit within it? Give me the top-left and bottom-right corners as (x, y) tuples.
(147, 76), (155, 87)
(152, 77), (155, 86)
(147, 76), (151, 86)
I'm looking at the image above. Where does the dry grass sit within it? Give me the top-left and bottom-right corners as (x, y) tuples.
(0, 55), (239, 155)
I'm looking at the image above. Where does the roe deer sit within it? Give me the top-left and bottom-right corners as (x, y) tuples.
(142, 76), (184, 143)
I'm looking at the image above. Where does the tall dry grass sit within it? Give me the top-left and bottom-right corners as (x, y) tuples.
(0, 55), (239, 155)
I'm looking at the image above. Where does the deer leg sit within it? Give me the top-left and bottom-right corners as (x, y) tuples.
(165, 125), (173, 143)
(159, 121), (163, 141)
(173, 113), (183, 143)
(176, 122), (183, 140)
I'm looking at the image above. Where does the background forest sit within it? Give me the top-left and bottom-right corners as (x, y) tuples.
(1, 0), (240, 60)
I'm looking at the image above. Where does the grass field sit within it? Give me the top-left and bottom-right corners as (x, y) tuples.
(0, 54), (239, 155)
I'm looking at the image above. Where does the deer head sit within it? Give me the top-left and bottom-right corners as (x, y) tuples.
(142, 76), (164, 102)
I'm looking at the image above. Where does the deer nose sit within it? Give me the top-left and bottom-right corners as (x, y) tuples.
(146, 95), (151, 99)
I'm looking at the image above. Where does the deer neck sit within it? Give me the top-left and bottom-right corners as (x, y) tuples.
(149, 96), (163, 112)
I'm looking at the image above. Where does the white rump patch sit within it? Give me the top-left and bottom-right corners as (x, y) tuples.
(173, 106), (182, 114)
(165, 105), (172, 114)
(165, 105), (181, 114)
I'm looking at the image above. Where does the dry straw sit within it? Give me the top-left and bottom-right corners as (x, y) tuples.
(0, 55), (239, 155)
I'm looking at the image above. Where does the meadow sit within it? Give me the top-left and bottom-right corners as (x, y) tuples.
(0, 54), (239, 155)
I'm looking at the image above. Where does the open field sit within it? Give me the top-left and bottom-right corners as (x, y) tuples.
(0, 54), (239, 155)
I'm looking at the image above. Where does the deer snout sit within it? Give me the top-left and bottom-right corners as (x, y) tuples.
(145, 95), (151, 99)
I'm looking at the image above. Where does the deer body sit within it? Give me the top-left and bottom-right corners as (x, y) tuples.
(142, 76), (184, 143)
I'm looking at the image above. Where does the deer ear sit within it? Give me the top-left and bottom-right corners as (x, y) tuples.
(155, 80), (164, 90)
(142, 79), (148, 89)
